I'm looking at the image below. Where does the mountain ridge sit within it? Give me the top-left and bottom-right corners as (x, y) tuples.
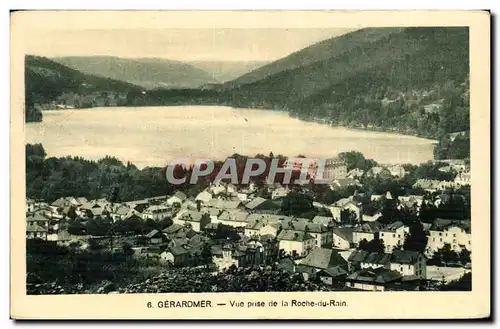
(224, 28), (404, 88)
(51, 56), (219, 89)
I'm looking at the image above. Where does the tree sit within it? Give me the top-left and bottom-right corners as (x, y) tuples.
(214, 224), (240, 241)
(87, 238), (102, 251)
(419, 202), (437, 224)
(85, 217), (112, 236)
(379, 198), (403, 225)
(458, 249), (471, 265)
(201, 243), (212, 268)
(281, 191), (314, 217)
(142, 218), (160, 234)
(67, 206), (77, 220)
(434, 243), (459, 265)
(158, 217), (173, 230)
(338, 151), (377, 171)
(441, 272), (471, 291)
(122, 242), (134, 258)
(67, 219), (86, 235)
(403, 222), (428, 253)
(358, 237), (385, 253)
(340, 209), (357, 226)
(26, 143), (46, 159)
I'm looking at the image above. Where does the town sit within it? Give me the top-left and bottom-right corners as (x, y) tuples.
(26, 153), (472, 294)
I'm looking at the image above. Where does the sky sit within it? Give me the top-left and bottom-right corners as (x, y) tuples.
(24, 28), (355, 62)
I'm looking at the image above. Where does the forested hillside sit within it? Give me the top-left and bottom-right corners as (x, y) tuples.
(227, 28), (469, 139)
(25, 56), (142, 122)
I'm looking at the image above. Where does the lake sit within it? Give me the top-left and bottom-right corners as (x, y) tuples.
(25, 106), (436, 169)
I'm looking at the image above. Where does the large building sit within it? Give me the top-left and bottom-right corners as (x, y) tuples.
(323, 158), (348, 181)
(427, 219), (471, 252)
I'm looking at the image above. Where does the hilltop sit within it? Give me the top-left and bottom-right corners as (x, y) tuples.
(225, 28), (405, 88)
(52, 56), (219, 90)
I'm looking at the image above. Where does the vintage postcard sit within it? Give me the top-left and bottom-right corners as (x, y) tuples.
(10, 10), (490, 320)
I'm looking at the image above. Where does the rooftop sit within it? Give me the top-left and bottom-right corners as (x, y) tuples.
(300, 247), (347, 270)
(277, 230), (315, 242)
(346, 268), (402, 284)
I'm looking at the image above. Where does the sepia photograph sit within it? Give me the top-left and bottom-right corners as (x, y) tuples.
(10, 10), (490, 320)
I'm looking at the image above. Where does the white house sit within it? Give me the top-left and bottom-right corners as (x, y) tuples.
(243, 214), (281, 238)
(312, 215), (335, 227)
(279, 220), (333, 248)
(166, 191), (187, 206)
(236, 193), (249, 202)
(370, 194), (384, 202)
(142, 205), (171, 221)
(329, 197), (363, 222)
(244, 220), (267, 238)
(388, 165), (407, 178)
(379, 221), (410, 253)
(398, 195), (424, 207)
(455, 170), (471, 186)
(259, 224), (280, 238)
(195, 190), (213, 204)
(201, 207), (224, 225)
(110, 204), (132, 221)
(277, 230), (316, 258)
(389, 250), (427, 279)
(347, 168), (364, 179)
(427, 219), (471, 252)
(332, 228), (354, 250)
(352, 222), (384, 246)
(330, 178), (360, 190)
(362, 212), (383, 222)
(173, 210), (211, 232)
(211, 243), (259, 272)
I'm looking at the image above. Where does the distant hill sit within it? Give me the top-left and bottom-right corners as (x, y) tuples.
(188, 60), (270, 83)
(52, 56), (218, 89)
(226, 27), (470, 140)
(25, 55), (142, 122)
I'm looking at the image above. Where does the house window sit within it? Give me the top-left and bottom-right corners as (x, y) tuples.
(393, 234), (396, 238)
(433, 238), (435, 242)
(453, 239), (456, 243)
(440, 238), (443, 242)
(381, 233), (384, 237)
(453, 234), (457, 237)
(398, 234), (401, 238)
(439, 232), (442, 236)
(400, 267), (403, 272)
